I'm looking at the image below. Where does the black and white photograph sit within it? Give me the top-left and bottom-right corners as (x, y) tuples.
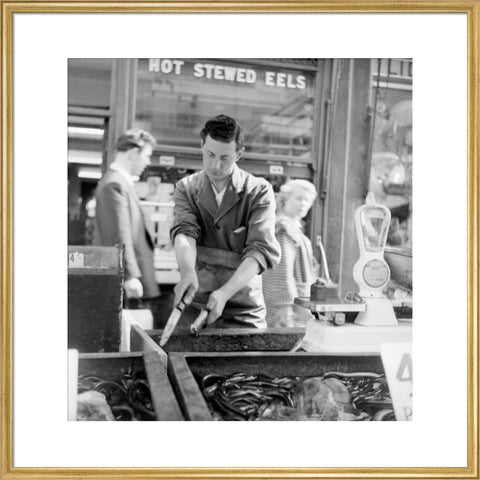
(67, 58), (413, 422)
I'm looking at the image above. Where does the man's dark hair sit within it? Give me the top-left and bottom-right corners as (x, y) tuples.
(200, 114), (245, 151)
(115, 128), (156, 152)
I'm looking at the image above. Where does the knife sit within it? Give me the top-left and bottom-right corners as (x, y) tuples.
(159, 299), (186, 347)
(190, 309), (209, 337)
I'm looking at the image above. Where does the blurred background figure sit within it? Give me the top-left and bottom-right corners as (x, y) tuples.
(84, 196), (96, 245)
(263, 179), (319, 327)
(94, 129), (160, 305)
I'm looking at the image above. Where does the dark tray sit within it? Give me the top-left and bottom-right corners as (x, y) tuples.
(167, 351), (386, 421)
(143, 327), (305, 353)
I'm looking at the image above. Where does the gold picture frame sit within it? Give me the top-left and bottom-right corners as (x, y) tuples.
(1, 2), (478, 479)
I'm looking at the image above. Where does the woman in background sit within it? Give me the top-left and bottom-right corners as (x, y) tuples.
(263, 179), (319, 327)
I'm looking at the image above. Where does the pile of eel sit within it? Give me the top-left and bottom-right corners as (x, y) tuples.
(201, 371), (394, 421)
(77, 369), (156, 421)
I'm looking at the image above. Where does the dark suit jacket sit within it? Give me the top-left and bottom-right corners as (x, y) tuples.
(93, 168), (159, 298)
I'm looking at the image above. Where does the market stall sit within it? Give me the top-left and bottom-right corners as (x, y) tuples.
(67, 57), (412, 422)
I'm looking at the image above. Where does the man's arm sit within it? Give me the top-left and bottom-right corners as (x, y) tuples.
(98, 182), (143, 298)
(205, 256), (260, 325)
(242, 182), (281, 272)
(170, 178), (202, 306)
(173, 234), (199, 306)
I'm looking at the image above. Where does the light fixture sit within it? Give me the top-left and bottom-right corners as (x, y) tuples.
(68, 150), (102, 165)
(68, 126), (104, 139)
(77, 168), (102, 180)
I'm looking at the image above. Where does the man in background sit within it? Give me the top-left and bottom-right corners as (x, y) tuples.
(94, 128), (160, 303)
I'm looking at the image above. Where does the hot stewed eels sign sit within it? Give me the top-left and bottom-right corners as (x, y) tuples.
(148, 58), (308, 90)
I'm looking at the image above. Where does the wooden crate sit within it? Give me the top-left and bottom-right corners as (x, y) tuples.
(129, 324), (167, 366)
(78, 351), (183, 420)
(68, 245), (123, 352)
(142, 327), (305, 353)
(168, 352), (386, 421)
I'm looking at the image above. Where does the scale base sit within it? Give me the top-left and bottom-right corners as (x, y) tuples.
(354, 297), (397, 326)
(302, 319), (412, 354)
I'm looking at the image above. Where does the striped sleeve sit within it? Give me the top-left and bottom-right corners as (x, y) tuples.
(263, 231), (298, 307)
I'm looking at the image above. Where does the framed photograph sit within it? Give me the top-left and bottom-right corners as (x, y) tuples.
(1, 2), (478, 479)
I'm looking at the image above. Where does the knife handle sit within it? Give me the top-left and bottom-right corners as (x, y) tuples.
(190, 310), (208, 337)
(176, 300), (186, 312)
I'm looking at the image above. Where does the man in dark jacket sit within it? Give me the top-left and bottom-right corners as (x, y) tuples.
(94, 129), (160, 301)
(171, 115), (281, 328)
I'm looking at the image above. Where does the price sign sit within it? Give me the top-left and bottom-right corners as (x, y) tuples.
(380, 342), (412, 421)
(269, 165), (284, 175)
(68, 252), (84, 268)
(159, 156), (175, 166)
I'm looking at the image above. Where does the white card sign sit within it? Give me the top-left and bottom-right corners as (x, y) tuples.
(68, 252), (84, 268)
(159, 155), (175, 166)
(380, 342), (412, 421)
(269, 165), (284, 175)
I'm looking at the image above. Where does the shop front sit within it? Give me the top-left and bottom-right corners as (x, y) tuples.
(68, 57), (412, 422)
(69, 57), (412, 292)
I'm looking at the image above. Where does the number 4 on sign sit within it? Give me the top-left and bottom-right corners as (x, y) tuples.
(68, 252), (84, 268)
(380, 342), (413, 421)
(396, 353), (412, 382)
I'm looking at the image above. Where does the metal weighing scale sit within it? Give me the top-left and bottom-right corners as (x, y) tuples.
(296, 193), (412, 353)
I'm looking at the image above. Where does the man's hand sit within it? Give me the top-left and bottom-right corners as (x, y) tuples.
(174, 271), (199, 306)
(205, 289), (230, 325)
(124, 277), (143, 299)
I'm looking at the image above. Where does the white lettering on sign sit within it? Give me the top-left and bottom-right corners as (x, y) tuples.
(380, 342), (412, 421)
(159, 156), (175, 166)
(269, 165), (284, 175)
(148, 58), (185, 75)
(224, 66), (236, 81)
(68, 252), (84, 268)
(193, 63), (257, 84)
(265, 71), (276, 86)
(213, 65), (224, 80)
(277, 73), (286, 87)
(377, 59), (413, 79)
(265, 71), (306, 89)
(148, 59), (306, 89)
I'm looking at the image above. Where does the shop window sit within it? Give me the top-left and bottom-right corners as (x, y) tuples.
(135, 59), (316, 160)
(369, 59), (412, 249)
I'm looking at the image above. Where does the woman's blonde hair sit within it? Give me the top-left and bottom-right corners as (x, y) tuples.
(276, 179), (317, 212)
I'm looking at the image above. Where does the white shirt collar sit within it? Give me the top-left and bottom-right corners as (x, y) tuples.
(210, 182), (227, 207)
(109, 163), (134, 185)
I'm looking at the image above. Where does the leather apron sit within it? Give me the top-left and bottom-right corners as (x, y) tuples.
(182, 245), (267, 328)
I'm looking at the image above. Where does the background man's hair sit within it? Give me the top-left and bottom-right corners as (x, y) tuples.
(200, 114), (245, 151)
(115, 129), (157, 152)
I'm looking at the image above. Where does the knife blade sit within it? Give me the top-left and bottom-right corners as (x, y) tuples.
(159, 300), (186, 347)
(190, 309), (209, 337)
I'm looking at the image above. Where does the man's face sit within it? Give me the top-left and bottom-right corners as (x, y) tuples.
(201, 135), (241, 183)
(130, 144), (152, 176)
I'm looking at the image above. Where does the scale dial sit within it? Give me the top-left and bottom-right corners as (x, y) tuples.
(362, 259), (390, 289)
